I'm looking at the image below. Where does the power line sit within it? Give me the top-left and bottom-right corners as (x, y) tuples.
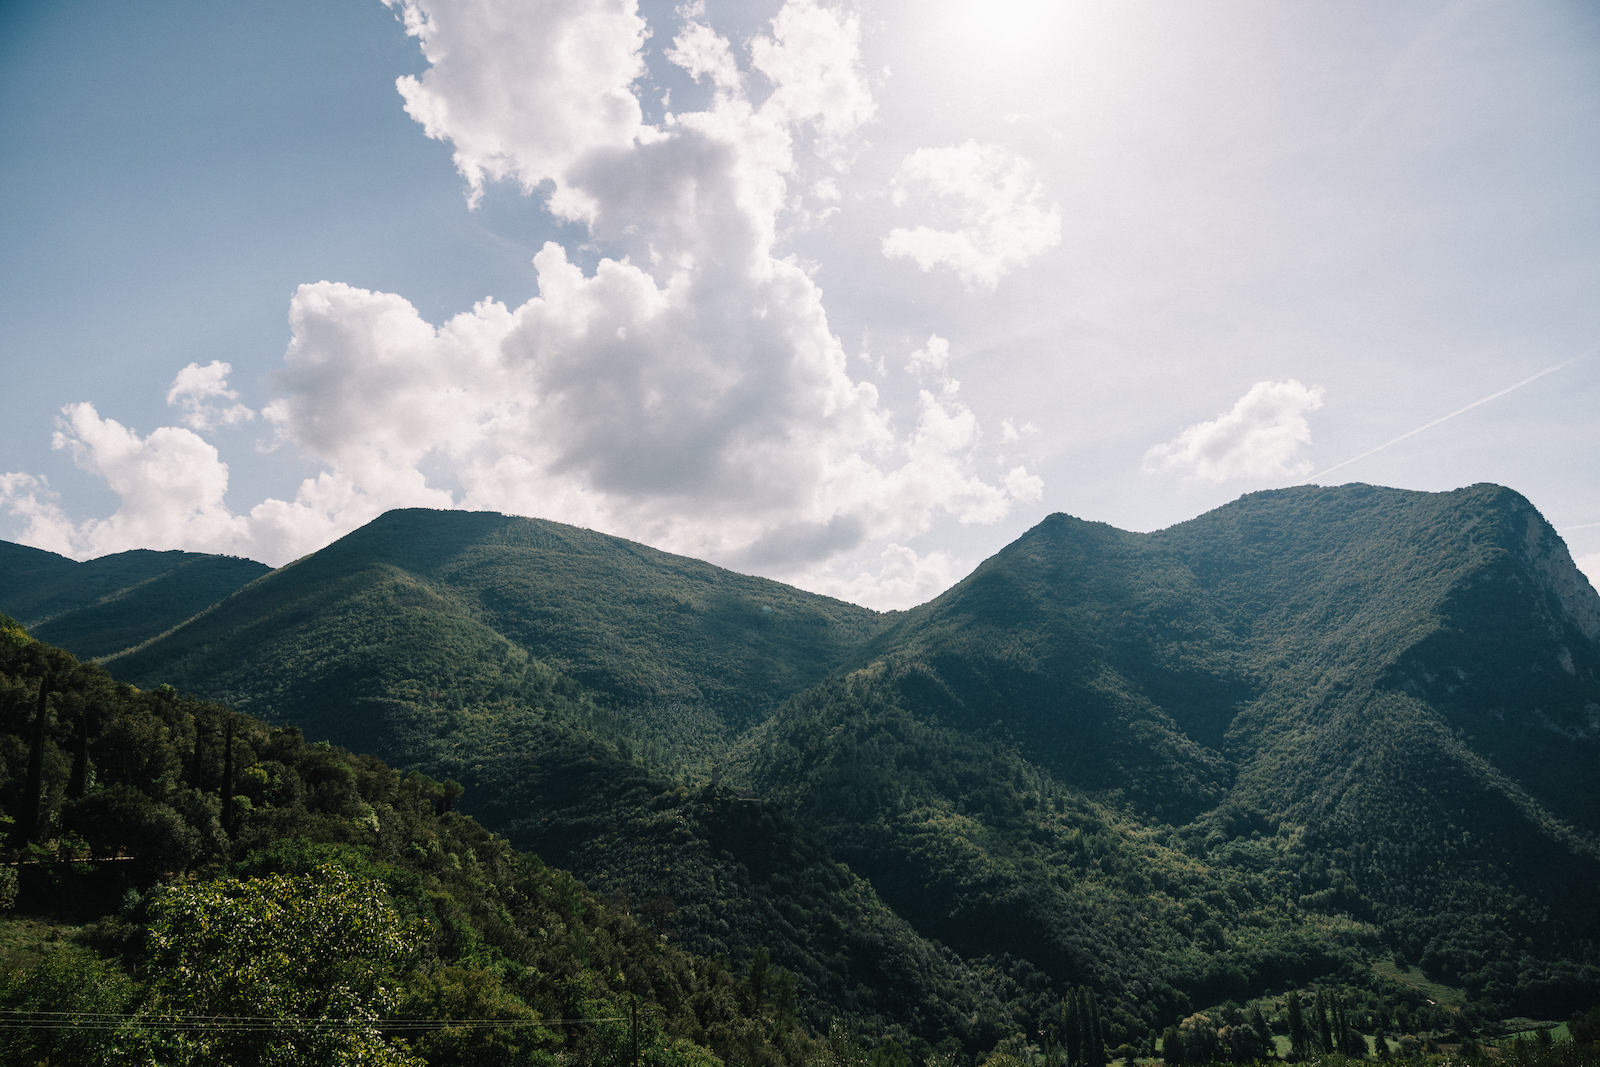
(0, 1008), (625, 1032)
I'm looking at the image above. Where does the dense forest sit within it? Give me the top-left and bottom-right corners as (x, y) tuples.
(0, 618), (830, 1065)
(3, 482), (1599, 1064)
(5, 618), (1599, 1065)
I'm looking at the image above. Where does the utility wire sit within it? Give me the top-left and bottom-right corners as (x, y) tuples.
(0, 1008), (624, 1032)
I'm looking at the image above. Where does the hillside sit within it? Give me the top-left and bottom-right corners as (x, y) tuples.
(0, 621), (844, 1065)
(0, 542), (269, 659)
(106, 508), (885, 759)
(3, 482), (1598, 1051)
(80, 511), (1020, 1044)
(739, 484), (1600, 1024)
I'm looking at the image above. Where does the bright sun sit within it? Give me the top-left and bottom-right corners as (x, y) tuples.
(937, 0), (1075, 59)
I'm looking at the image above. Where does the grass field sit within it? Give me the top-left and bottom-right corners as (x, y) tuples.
(1371, 959), (1467, 1011)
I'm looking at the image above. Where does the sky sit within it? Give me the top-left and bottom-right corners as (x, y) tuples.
(2, 0), (1597, 611)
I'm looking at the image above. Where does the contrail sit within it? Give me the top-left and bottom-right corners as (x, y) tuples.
(1303, 355), (1583, 483)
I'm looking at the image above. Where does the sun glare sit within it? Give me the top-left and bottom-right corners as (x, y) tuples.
(937, 0), (1078, 61)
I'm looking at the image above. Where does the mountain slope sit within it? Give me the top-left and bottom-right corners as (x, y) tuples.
(108, 508), (885, 755)
(90, 510), (1030, 1044)
(8, 482), (1597, 1039)
(0, 621), (855, 1066)
(738, 483), (1600, 1017)
(0, 542), (269, 659)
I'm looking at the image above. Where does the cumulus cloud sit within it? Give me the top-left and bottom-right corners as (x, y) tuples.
(0, 474), (78, 557)
(383, 0), (649, 216)
(666, 14), (742, 98)
(750, 0), (876, 150)
(907, 334), (951, 379)
(882, 140), (1062, 290)
(1143, 380), (1326, 482)
(167, 360), (255, 431)
(813, 542), (962, 613)
(42, 403), (246, 558)
(0, 0), (1042, 609)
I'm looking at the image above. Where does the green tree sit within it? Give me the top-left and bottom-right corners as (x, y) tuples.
(1161, 1024), (1186, 1065)
(870, 1037), (912, 1067)
(397, 963), (555, 1066)
(1178, 1013), (1219, 1065)
(0, 944), (143, 1066)
(1251, 1005), (1273, 1060)
(146, 863), (423, 1066)
(747, 945), (770, 1017)
(1314, 991), (1333, 1055)
(1571, 1006), (1600, 1046)
(1287, 991), (1310, 1061)
(12, 674), (50, 846)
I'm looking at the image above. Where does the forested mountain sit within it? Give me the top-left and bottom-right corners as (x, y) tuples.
(0, 541), (268, 660)
(0, 620), (859, 1065)
(737, 484), (1600, 1028)
(4, 482), (1598, 1058)
(105, 508), (886, 760)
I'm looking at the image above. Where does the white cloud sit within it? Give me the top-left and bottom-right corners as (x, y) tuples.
(1005, 465), (1044, 504)
(907, 334), (951, 379)
(0, 473), (77, 557)
(167, 360), (255, 432)
(667, 17), (742, 98)
(45, 403), (247, 558)
(812, 542), (961, 612)
(1000, 418), (1039, 445)
(882, 140), (1062, 290)
(383, 0), (650, 216)
(750, 0), (876, 148)
(1143, 379), (1326, 482)
(0, 0), (1041, 609)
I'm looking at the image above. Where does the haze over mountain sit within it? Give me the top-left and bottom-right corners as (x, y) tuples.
(4, 481), (1598, 1041)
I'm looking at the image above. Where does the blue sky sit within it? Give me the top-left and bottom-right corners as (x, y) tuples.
(2, 0), (1597, 608)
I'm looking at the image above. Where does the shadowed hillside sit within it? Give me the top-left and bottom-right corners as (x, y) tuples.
(0, 543), (269, 660)
(740, 484), (1600, 1020)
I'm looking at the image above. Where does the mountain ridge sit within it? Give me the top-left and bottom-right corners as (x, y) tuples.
(2, 481), (1598, 1036)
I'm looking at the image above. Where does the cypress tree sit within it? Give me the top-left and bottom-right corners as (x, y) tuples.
(14, 674), (51, 846)
(1334, 994), (1357, 1056)
(67, 696), (92, 801)
(748, 945), (769, 1016)
(1085, 986), (1106, 1065)
(1065, 991), (1083, 1066)
(1315, 991), (1333, 1054)
(1252, 1006), (1273, 1059)
(773, 968), (796, 1033)
(191, 717), (209, 792)
(220, 715), (236, 835)
(1287, 991), (1310, 1061)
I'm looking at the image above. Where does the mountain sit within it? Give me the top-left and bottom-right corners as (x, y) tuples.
(4, 482), (1598, 1048)
(738, 483), (1600, 1020)
(0, 541), (269, 659)
(83, 511), (1009, 1039)
(0, 621), (855, 1066)
(102, 508), (885, 758)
